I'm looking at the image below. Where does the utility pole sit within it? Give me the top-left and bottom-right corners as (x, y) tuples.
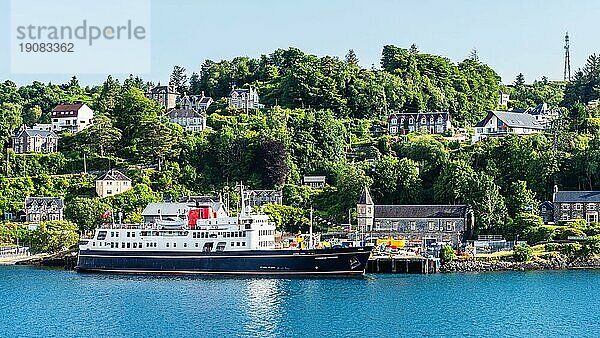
(564, 32), (571, 81)
(83, 153), (87, 174)
(5, 148), (9, 176)
(309, 207), (314, 250)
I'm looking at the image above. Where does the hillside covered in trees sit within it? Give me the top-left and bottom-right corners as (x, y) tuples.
(1, 45), (600, 247)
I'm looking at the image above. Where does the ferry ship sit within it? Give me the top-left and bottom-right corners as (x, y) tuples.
(76, 189), (372, 275)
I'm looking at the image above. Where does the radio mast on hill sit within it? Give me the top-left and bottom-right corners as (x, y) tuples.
(564, 32), (571, 81)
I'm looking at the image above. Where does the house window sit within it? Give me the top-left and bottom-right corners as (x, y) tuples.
(428, 221), (434, 231)
(409, 222), (416, 231)
(588, 204), (597, 211)
(446, 221), (455, 231)
(561, 204), (570, 210)
(437, 116), (443, 123)
(421, 117), (426, 124)
(575, 203), (583, 211)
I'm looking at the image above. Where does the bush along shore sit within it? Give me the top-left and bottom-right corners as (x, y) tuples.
(440, 256), (600, 273)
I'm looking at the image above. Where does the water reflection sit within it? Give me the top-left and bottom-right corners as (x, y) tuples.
(242, 278), (283, 336)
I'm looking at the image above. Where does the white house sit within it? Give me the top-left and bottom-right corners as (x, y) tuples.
(229, 87), (264, 110)
(51, 103), (94, 133)
(473, 111), (544, 143)
(524, 103), (559, 129)
(179, 93), (213, 111)
(95, 169), (132, 198)
(499, 91), (510, 107)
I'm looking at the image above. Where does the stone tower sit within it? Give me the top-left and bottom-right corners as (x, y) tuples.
(357, 186), (374, 232)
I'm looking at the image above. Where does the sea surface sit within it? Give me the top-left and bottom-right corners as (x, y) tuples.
(1, 266), (599, 337)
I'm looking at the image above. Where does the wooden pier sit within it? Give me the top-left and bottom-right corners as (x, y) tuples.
(367, 256), (440, 274)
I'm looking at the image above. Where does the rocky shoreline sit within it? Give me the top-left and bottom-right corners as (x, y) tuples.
(440, 256), (600, 273)
(14, 250), (78, 270)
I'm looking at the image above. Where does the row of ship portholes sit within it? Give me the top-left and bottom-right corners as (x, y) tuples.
(91, 241), (248, 249)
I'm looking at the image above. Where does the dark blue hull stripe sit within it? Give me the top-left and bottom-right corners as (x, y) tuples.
(76, 248), (372, 275)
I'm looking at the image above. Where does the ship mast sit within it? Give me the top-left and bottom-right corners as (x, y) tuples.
(309, 207), (313, 250)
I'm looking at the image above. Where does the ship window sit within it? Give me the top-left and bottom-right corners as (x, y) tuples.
(92, 242), (95, 246)
(195, 243), (199, 247)
(133, 243), (137, 248)
(110, 232), (114, 237)
(237, 242), (240, 246)
(139, 242), (142, 248)
(216, 242), (226, 252)
(127, 243), (130, 248)
(116, 232), (119, 237)
(184, 243), (187, 248)
(231, 242), (234, 246)
(121, 243), (125, 248)
(126, 232), (130, 237)
(132, 232), (136, 238)
(110, 242), (114, 248)
(203, 242), (213, 252)
(166, 243), (169, 247)
(97, 231), (107, 240)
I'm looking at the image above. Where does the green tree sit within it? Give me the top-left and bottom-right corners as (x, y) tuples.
(64, 197), (111, 233)
(514, 73), (525, 86)
(80, 115), (122, 156)
(29, 220), (79, 253)
(0, 102), (23, 148)
(505, 180), (538, 217)
(170, 65), (188, 94)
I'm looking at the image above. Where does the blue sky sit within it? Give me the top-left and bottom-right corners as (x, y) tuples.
(1, 0), (598, 86)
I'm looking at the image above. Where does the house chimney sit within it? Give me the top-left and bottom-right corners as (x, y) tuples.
(553, 185), (559, 193)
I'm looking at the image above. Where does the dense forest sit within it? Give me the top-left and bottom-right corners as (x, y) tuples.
(1, 45), (600, 250)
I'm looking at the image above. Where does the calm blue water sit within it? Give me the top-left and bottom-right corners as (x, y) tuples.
(1, 266), (599, 337)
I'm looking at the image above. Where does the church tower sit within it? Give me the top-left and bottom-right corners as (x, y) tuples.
(357, 186), (374, 232)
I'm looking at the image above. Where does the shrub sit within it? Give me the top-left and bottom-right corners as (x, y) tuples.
(513, 244), (534, 262)
(525, 226), (556, 244)
(441, 245), (456, 264)
(559, 243), (583, 259)
(544, 243), (560, 252)
(555, 227), (586, 240)
(583, 235), (600, 257)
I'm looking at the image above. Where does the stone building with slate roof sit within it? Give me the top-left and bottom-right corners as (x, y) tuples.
(145, 85), (178, 110)
(387, 112), (452, 135)
(553, 188), (600, 223)
(228, 87), (264, 110)
(167, 108), (207, 132)
(24, 197), (64, 222)
(11, 125), (58, 153)
(95, 169), (132, 198)
(357, 186), (472, 245)
(472, 111), (545, 143)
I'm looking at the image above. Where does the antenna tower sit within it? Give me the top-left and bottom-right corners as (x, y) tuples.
(564, 32), (571, 81)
